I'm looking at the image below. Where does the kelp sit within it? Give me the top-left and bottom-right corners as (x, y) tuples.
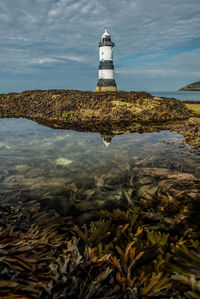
(38, 208), (174, 298)
(166, 240), (200, 298)
(0, 191), (200, 298)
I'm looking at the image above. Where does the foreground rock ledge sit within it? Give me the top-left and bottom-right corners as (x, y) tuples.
(0, 90), (191, 125)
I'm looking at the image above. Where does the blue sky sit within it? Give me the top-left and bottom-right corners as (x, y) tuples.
(0, 0), (200, 93)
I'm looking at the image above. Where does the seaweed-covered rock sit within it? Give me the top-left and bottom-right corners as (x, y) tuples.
(0, 90), (191, 126)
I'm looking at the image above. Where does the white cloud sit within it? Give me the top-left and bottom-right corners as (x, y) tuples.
(116, 48), (200, 80)
(30, 57), (59, 64)
(29, 55), (85, 64)
(116, 67), (200, 78)
(56, 55), (85, 62)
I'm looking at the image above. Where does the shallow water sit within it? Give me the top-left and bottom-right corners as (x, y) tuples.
(0, 118), (200, 222)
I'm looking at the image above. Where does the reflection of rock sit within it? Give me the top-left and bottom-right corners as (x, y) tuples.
(101, 134), (113, 149)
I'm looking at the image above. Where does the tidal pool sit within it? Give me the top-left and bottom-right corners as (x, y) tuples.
(0, 118), (200, 223)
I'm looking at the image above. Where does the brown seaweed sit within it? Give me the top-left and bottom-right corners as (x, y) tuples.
(0, 153), (200, 297)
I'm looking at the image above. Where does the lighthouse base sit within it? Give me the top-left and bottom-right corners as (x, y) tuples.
(95, 79), (117, 92)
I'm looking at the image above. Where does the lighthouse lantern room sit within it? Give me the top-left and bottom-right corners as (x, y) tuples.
(95, 28), (117, 91)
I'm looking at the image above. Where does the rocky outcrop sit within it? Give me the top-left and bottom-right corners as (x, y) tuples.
(179, 81), (200, 91)
(0, 90), (191, 128)
(169, 117), (200, 149)
(2, 89), (200, 149)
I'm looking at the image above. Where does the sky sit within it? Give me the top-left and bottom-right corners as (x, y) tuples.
(0, 0), (200, 93)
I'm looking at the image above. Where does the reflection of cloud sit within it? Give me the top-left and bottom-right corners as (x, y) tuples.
(0, 0), (200, 91)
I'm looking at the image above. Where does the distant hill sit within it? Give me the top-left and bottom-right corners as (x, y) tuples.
(179, 80), (200, 91)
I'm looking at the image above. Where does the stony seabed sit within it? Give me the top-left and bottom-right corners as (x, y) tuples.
(0, 90), (200, 298)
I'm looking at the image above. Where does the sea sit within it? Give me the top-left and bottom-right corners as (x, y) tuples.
(0, 90), (200, 221)
(150, 90), (200, 102)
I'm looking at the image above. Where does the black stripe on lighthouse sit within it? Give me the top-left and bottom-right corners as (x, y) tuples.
(99, 60), (114, 70)
(97, 79), (117, 87)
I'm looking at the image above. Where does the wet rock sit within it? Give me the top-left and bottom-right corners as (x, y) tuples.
(137, 167), (174, 177)
(138, 176), (155, 185)
(157, 179), (175, 192)
(167, 172), (196, 181)
(189, 117), (200, 124)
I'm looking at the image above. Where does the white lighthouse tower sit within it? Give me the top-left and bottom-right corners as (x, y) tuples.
(96, 28), (117, 91)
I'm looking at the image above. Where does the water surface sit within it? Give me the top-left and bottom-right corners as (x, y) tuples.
(151, 90), (200, 101)
(1, 118), (200, 221)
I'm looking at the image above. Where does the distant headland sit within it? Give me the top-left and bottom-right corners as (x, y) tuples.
(179, 80), (200, 91)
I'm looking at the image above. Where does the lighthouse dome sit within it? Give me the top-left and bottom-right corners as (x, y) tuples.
(101, 28), (111, 43)
(101, 28), (110, 39)
(100, 28), (114, 46)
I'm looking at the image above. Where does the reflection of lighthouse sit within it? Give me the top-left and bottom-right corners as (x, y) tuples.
(101, 134), (113, 149)
(96, 28), (117, 91)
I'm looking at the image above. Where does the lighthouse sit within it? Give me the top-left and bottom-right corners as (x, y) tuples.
(95, 28), (117, 91)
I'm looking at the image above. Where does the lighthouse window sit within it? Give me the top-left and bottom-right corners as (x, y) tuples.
(102, 52), (104, 55)
(103, 37), (110, 42)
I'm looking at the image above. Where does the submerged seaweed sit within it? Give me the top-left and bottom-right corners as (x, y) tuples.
(0, 200), (200, 298)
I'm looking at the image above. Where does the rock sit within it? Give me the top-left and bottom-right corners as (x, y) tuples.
(55, 158), (73, 166)
(138, 177), (155, 185)
(0, 90), (191, 130)
(138, 167), (174, 177)
(189, 117), (200, 124)
(167, 173), (196, 181)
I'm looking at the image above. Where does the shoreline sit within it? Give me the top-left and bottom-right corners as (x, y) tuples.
(180, 88), (200, 91)
(179, 87), (200, 91)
